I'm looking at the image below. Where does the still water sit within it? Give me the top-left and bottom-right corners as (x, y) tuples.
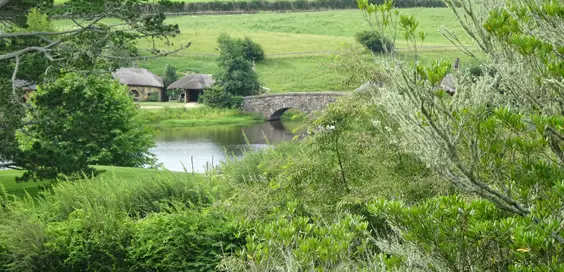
(151, 121), (306, 172)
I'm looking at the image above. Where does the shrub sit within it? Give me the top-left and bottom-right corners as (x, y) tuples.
(44, 209), (133, 271)
(147, 91), (160, 102)
(219, 202), (375, 271)
(369, 192), (564, 271)
(200, 86), (243, 108)
(128, 206), (242, 272)
(355, 30), (394, 53)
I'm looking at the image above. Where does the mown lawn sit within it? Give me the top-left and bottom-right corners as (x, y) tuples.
(0, 166), (196, 198)
(54, 9), (475, 92)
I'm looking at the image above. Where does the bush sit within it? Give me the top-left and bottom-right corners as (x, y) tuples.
(147, 91), (159, 102)
(355, 30), (394, 53)
(219, 202), (374, 271)
(128, 206), (242, 272)
(200, 86), (243, 108)
(369, 192), (564, 271)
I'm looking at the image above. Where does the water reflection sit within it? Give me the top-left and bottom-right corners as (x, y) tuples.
(151, 121), (306, 172)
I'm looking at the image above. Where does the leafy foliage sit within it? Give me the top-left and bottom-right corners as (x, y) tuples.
(163, 64), (179, 99)
(238, 37), (265, 63)
(128, 206), (242, 272)
(327, 43), (387, 87)
(200, 85), (243, 108)
(0, 81), (25, 164)
(0, 172), (233, 272)
(355, 30), (394, 53)
(147, 91), (159, 102)
(215, 34), (261, 97)
(351, 0), (564, 270)
(0, 182), (7, 209)
(15, 73), (155, 181)
(221, 201), (373, 271)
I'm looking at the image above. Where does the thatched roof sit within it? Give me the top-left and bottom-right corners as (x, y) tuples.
(167, 74), (214, 90)
(13, 79), (37, 91)
(113, 68), (164, 88)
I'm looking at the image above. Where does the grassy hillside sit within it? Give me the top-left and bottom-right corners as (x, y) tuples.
(55, 9), (474, 92)
(0, 166), (195, 197)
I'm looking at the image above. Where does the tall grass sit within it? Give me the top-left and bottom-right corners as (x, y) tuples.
(0, 170), (235, 271)
(142, 106), (264, 125)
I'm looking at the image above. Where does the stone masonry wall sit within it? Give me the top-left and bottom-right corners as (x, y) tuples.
(242, 92), (349, 120)
(127, 85), (163, 102)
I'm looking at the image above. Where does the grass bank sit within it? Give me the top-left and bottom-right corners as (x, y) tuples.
(142, 106), (265, 126)
(0, 166), (197, 198)
(160, 116), (262, 126)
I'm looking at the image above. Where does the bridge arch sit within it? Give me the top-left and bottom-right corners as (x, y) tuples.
(242, 92), (348, 121)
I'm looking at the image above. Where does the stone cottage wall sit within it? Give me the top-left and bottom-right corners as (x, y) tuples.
(127, 85), (163, 102)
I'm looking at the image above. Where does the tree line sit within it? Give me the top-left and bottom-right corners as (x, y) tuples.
(57, 0), (448, 16)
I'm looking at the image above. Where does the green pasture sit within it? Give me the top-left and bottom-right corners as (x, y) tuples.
(54, 9), (474, 92)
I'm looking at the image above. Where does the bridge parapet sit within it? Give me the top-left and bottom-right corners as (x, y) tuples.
(242, 92), (349, 120)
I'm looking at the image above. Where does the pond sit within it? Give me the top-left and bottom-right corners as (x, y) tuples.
(150, 121), (306, 172)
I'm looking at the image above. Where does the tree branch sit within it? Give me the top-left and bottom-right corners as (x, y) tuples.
(0, 15), (106, 61)
(11, 55), (19, 95)
(0, 39), (61, 61)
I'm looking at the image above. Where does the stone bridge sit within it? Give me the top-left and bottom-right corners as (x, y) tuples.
(242, 92), (349, 121)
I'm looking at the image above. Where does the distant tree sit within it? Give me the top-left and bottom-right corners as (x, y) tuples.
(215, 33), (261, 98)
(216, 34), (265, 63)
(239, 37), (265, 63)
(162, 64), (180, 100)
(355, 30), (394, 53)
(163, 64), (178, 88)
(15, 73), (155, 181)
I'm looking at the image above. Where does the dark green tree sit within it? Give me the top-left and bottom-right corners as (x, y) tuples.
(215, 34), (261, 97)
(163, 64), (178, 88)
(239, 37), (265, 63)
(15, 72), (155, 181)
(162, 64), (180, 100)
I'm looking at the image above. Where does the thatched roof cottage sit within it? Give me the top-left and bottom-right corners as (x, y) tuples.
(113, 68), (165, 102)
(14, 79), (37, 102)
(167, 73), (214, 103)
